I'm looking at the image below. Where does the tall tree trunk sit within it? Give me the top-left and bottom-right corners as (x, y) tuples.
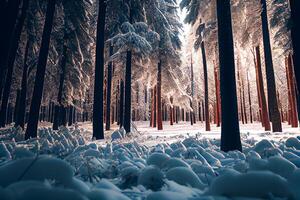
(14, 89), (21, 123)
(68, 105), (73, 126)
(151, 87), (157, 127)
(289, 0), (300, 121)
(217, 0), (242, 152)
(260, 0), (282, 132)
(53, 39), (67, 130)
(92, 0), (106, 139)
(119, 80), (124, 128)
(25, 0), (56, 139)
(190, 56), (194, 126)
(150, 88), (153, 126)
(201, 41), (211, 131)
(287, 54), (298, 127)
(241, 73), (248, 124)
(124, 50), (132, 133)
(237, 65), (244, 124)
(16, 39), (30, 128)
(214, 63), (221, 127)
(255, 46), (271, 131)
(0, 0), (21, 97)
(105, 45), (113, 130)
(157, 61), (163, 130)
(0, 0), (29, 127)
(247, 72), (253, 123)
(116, 81), (120, 125)
(170, 97), (173, 125)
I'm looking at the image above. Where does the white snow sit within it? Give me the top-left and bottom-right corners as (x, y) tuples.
(0, 122), (300, 199)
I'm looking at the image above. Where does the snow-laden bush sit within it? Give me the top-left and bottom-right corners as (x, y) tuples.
(208, 170), (291, 198)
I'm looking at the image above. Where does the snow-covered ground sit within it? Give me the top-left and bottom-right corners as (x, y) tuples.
(0, 122), (300, 200)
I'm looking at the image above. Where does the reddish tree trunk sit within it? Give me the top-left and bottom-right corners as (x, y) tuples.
(214, 63), (221, 127)
(247, 73), (253, 123)
(255, 46), (271, 131)
(156, 62), (163, 130)
(287, 54), (298, 127)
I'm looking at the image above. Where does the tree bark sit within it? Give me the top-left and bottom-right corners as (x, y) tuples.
(16, 39), (30, 128)
(260, 0), (282, 132)
(217, 0), (242, 152)
(0, 0), (21, 97)
(201, 41), (211, 131)
(119, 80), (124, 128)
(0, 0), (29, 127)
(92, 0), (106, 139)
(25, 0), (56, 139)
(287, 54), (298, 127)
(289, 0), (300, 121)
(170, 97), (173, 125)
(247, 72), (253, 123)
(152, 87), (157, 127)
(157, 61), (163, 130)
(124, 50), (132, 133)
(105, 45), (113, 130)
(255, 46), (271, 131)
(214, 63), (221, 127)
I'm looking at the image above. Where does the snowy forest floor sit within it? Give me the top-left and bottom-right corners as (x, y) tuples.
(1, 122), (300, 200)
(36, 121), (300, 146)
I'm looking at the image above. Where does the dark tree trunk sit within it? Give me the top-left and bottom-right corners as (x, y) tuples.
(255, 46), (271, 131)
(217, 0), (242, 152)
(190, 56), (194, 126)
(68, 105), (73, 126)
(53, 39), (67, 130)
(260, 0), (282, 132)
(17, 38), (29, 128)
(156, 61), (163, 130)
(14, 89), (21, 123)
(124, 50), (132, 133)
(92, 0), (106, 139)
(0, 0), (29, 127)
(119, 80), (124, 128)
(150, 88), (153, 126)
(25, 0), (56, 139)
(289, 0), (300, 121)
(170, 97), (173, 125)
(201, 41), (211, 131)
(60, 106), (67, 126)
(51, 102), (55, 123)
(105, 45), (113, 130)
(0, 0), (21, 97)
(116, 81), (120, 125)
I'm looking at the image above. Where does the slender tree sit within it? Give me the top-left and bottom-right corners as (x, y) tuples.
(0, 0), (29, 127)
(156, 61), (163, 130)
(289, 0), (300, 121)
(105, 44), (114, 130)
(16, 39), (30, 128)
(53, 37), (67, 130)
(0, 0), (21, 97)
(92, 0), (106, 140)
(25, 0), (56, 139)
(201, 41), (211, 131)
(260, 0), (282, 132)
(255, 46), (271, 131)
